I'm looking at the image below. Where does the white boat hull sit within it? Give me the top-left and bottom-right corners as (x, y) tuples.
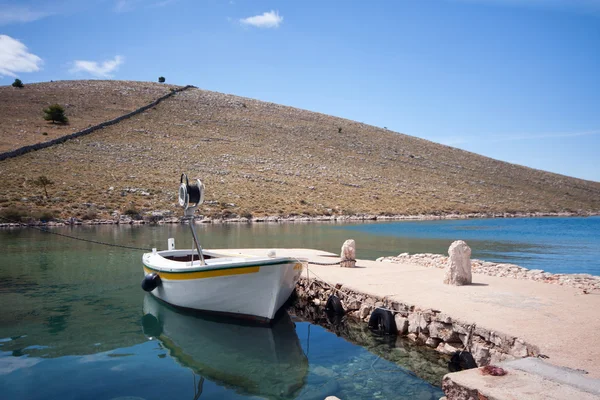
(142, 250), (305, 321)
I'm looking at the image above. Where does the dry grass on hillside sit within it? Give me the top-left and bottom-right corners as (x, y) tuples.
(0, 82), (599, 222)
(0, 80), (180, 152)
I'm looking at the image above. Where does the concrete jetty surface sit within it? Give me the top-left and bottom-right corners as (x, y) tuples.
(220, 248), (600, 382)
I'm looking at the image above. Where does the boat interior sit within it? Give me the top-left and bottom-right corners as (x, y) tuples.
(157, 249), (258, 265)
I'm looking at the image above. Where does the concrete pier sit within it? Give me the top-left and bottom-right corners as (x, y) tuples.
(220, 248), (600, 398)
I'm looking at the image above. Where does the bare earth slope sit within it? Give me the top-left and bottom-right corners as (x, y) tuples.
(0, 80), (181, 152)
(0, 82), (599, 221)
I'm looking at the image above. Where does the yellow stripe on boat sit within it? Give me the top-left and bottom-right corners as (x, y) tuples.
(143, 266), (260, 280)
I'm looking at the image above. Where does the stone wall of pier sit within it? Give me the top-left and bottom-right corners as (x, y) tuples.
(295, 276), (540, 367)
(0, 85), (195, 162)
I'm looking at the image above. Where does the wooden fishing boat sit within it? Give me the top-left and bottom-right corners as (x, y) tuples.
(141, 174), (306, 321)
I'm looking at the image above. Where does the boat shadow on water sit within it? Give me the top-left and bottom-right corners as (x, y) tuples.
(141, 294), (309, 400)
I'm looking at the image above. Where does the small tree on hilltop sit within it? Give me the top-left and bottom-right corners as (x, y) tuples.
(32, 175), (54, 199)
(12, 79), (24, 88)
(158, 76), (166, 83)
(43, 104), (68, 124)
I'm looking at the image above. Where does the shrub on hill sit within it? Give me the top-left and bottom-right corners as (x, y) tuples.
(125, 207), (142, 220)
(0, 206), (28, 222)
(31, 175), (54, 199)
(158, 76), (166, 83)
(12, 79), (24, 88)
(43, 104), (68, 124)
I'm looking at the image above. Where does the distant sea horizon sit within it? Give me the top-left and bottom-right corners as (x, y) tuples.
(1, 216), (598, 276)
(337, 216), (600, 276)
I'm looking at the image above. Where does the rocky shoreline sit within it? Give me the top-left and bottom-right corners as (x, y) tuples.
(1, 210), (597, 228)
(377, 253), (600, 292)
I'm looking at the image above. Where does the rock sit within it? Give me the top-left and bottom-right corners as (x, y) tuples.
(407, 333), (418, 342)
(443, 240), (472, 285)
(428, 321), (459, 342)
(425, 337), (441, 348)
(452, 322), (470, 335)
(490, 348), (513, 364)
(473, 326), (490, 342)
(340, 239), (356, 268)
(489, 331), (513, 352)
(345, 300), (361, 311)
(395, 315), (409, 335)
(435, 313), (453, 324)
(510, 338), (528, 358)
(408, 313), (421, 333)
(437, 342), (463, 355)
(312, 366), (337, 378)
(471, 341), (491, 366)
(358, 304), (372, 319)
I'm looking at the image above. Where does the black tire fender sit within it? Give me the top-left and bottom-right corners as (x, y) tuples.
(141, 273), (161, 292)
(368, 308), (397, 335)
(448, 351), (477, 372)
(325, 295), (345, 315)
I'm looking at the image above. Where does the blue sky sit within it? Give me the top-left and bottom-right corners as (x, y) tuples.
(1, 0), (599, 182)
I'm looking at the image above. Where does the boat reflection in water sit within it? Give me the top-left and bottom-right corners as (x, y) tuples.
(142, 294), (308, 399)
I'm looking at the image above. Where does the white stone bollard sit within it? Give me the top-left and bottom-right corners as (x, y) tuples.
(444, 240), (472, 285)
(340, 239), (356, 268)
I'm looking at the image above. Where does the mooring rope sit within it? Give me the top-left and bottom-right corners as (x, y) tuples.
(0, 216), (151, 251)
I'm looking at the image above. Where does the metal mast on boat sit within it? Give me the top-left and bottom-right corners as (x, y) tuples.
(178, 173), (206, 265)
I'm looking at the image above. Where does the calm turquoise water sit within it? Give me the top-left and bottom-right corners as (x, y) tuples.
(338, 217), (600, 275)
(1, 216), (596, 399)
(145, 216), (598, 275)
(0, 226), (444, 400)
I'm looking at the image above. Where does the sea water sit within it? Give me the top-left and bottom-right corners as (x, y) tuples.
(0, 226), (445, 400)
(338, 216), (600, 275)
(1, 216), (596, 399)
(135, 216), (598, 275)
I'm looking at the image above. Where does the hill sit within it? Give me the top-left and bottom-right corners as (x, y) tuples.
(0, 80), (181, 153)
(0, 80), (599, 222)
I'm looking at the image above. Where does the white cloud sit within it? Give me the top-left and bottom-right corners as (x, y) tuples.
(114, 0), (176, 12)
(240, 10), (283, 28)
(114, 0), (140, 13)
(0, 35), (43, 77)
(0, 5), (53, 25)
(69, 55), (124, 78)
(152, 0), (178, 7)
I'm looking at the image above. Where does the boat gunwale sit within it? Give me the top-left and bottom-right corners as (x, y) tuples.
(143, 254), (305, 274)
